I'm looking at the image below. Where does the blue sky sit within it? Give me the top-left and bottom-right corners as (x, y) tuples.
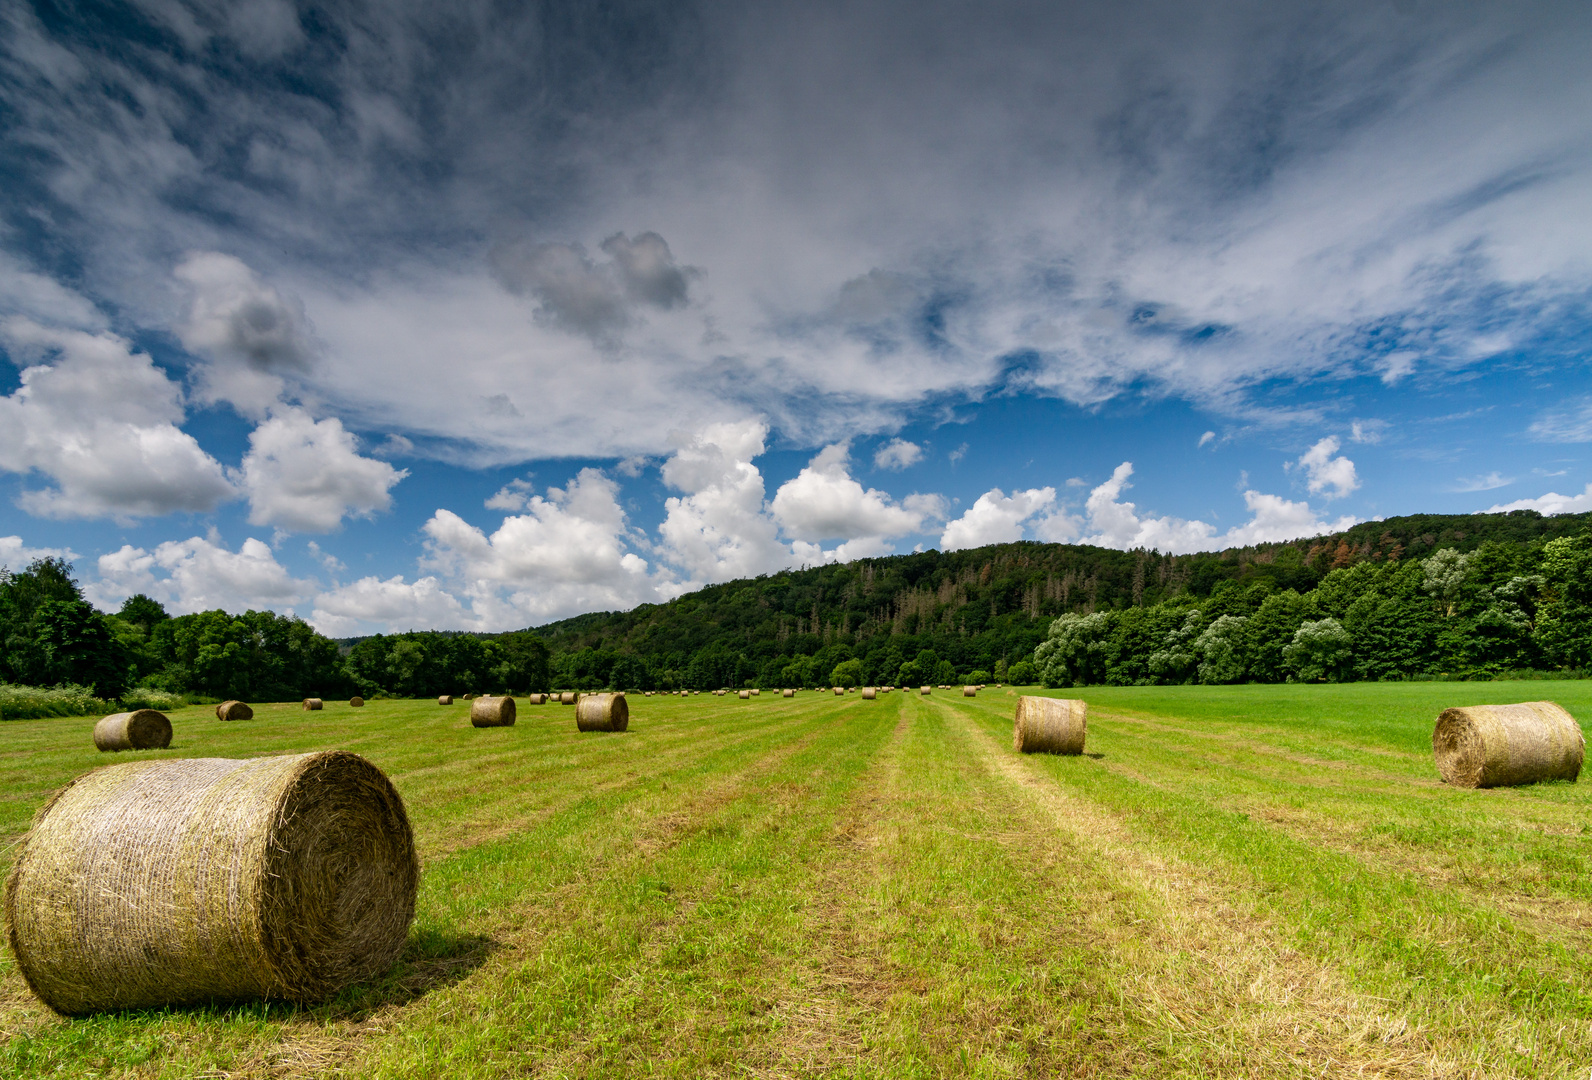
(0, 0), (1589, 633)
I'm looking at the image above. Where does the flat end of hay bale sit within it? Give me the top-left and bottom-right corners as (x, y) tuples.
(302, 698), (322, 711)
(349, 697), (364, 707)
(217, 700), (254, 722)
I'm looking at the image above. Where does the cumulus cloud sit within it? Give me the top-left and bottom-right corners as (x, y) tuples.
(0, 318), (236, 519)
(175, 252), (316, 417)
(485, 477), (535, 511)
(771, 443), (941, 544)
(1486, 483), (1592, 516)
(88, 534), (311, 614)
(657, 420), (791, 582)
(873, 438), (923, 470)
(0, 535), (78, 569)
(310, 575), (471, 636)
(1292, 437), (1360, 499)
(236, 406), (407, 532)
(1217, 490), (1358, 547)
(940, 487), (1058, 551)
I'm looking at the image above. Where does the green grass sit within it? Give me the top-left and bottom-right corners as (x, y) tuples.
(1, 684), (1589, 1077)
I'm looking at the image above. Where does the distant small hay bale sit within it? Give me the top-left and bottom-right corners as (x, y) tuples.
(751, 688), (761, 696)
(1013, 696), (1087, 755)
(302, 698), (323, 711)
(1432, 701), (1584, 788)
(437, 695), (453, 706)
(92, 711), (171, 753)
(5, 751), (417, 1015)
(349, 697), (364, 707)
(462, 693), (474, 701)
(834, 687), (844, 696)
(216, 700), (254, 722)
(783, 689), (794, 697)
(921, 686), (931, 694)
(560, 692), (577, 705)
(470, 696), (516, 728)
(861, 687), (877, 700)
(963, 686), (977, 697)
(576, 692), (629, 733)
(739, 689), (751, 699)
(527, 693), (547, 704)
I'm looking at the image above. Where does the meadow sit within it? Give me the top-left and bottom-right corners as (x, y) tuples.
(0, 682), (1589, 1078)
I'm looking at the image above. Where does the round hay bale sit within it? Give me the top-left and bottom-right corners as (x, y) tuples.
(5, 751), (417, 1015)
(559, 692), (576, 705)
(834, 687), (843, 695)
(861, 687), (877, 700)
(527, 693), (547, 705)
(1432, 701), (1584, 788)
(963, 686), (977, 697)
(783, 688), (794, 698)
(216, 700), (254, 722)
(1013, 696), (1087, 755)
(738, 689), (751, 699)
(302, 698), (322, 711)
(349, 697), (364, 708)
(92, 711), (171, 753)
(470, 696), (516, 728)
(920, 686), (931, 695)
(437, 695), (453, 706)
(751, 688), (761, 696)
(576, 692), (629, 733)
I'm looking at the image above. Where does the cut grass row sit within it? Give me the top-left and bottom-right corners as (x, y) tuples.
(0, 683), (1588, 1077)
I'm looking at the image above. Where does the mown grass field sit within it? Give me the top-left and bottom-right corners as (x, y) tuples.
(1, 682), (1590, 1078)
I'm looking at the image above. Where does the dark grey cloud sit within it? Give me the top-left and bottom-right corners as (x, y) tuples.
(489, 231), (695, 338)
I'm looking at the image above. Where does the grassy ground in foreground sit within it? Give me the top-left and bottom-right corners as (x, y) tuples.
(0, 683), (1589, 1078)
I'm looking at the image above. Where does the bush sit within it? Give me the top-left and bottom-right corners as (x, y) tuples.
(967, 669), (992, 683)
(0, 683), (108, 721)
(118, 687), (186, 711)
(1007, 660), (1037, 684)
(1282, 618), (1354, 683)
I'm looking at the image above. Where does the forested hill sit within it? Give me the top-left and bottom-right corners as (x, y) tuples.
(529, 508), (1592, 689)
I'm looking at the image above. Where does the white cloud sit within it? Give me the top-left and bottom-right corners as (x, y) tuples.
(1453, 471), (1514, 493)
(175, 252), (316, 418)
(88, 535), (311, 614)
(310, 575), (471, 636)
(1197, 431), (1216, 448)
(873, 438), (923, 470)
(0, 318), (236, 519)
(485, 477), (534, 511)
(771, 442), (940, 544)
(940, 487), (1057, 551)
(657, 420), (792, 582)
(1293, 436), (1360, 499)
(236, 406), (406, 532)
(0, 252), (106, 330)
(1349, 420), (1385, 444)
(1217, 490), (1358, 547)
(949, 443), (969, 465)
(1527, 398), (1592, 443)
(0, 535), (78, 569)
(1486, 483), (1592, 516)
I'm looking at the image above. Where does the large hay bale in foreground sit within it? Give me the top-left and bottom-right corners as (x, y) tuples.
(1432, 701), (1584, 788)
(92, 711), (171, 752)
(963, 686), (977, 697)
(216, 700), (253, 722)
(349, 697), (364, 708)
(1013, 696), (1087, 755)
(560, 692), (577, 705)
(576, 692), (629, 733)
(5, 751), (417, 1015)
(470, 696), (516, 727)
(302, 698), (322, 711)
(861, 687), (877, 700)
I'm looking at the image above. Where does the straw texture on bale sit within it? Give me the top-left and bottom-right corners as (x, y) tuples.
(576, 692), (629, 733)
(470, 696), (516, 727)
(216, 700), (253, 722)
(834, 687), (843, 695)
(349, 697), (364, 708)
(92, 711), (171, 752)
(738, 689), (751, 699)
(5, 751), (417, 1015)
(302, 698), (322, 711)
(528, 693), (547, 705)
(921, 686), (931, 695)
(1013, 696), (1087, 755)
(560, 692), (577, 705)
(782, 689), (794, 697)
(1432, 701), (1584, 788)
(963, 686), (977, 697)
(861, 687), (877, 700)
(437, 695), (452, 705)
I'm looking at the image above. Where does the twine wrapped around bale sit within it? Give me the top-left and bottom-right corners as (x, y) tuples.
(302, 698), (322, 711)
(560, 692), (577, 705)
(5, 751), (418, 1015)
(470, 696), (516, 727)
(1432, 701), (1584, 788)
(861, 687), (877, 700)
(93, 711), (171, 753)
(216, 700), (253, 722)
(963, 686), (977, 697)
(1013, 696), (1087, 755)
(576, 692), (629, 733)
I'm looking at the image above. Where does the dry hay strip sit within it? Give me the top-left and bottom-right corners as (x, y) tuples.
(932, 696), (1450, 1078)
